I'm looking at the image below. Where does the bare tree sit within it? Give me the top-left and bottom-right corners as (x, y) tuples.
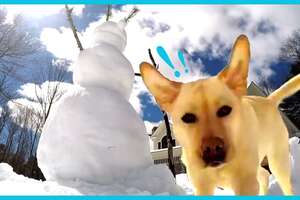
(0, 73), (17, 104)
(280, 30), (300, 64)
(0, 9), (51, 180)
(10, 61), (69, 158)
(0, 11), (40, 72)
(0, 105), (10, 139)
(2, 119), (19, 162)
(259, 77), (275, 96)
(34, 61), (68, 125)
(0, 9), (40, 104)
(5, 102), (44, 178)
(14, 107), (33, 158)
(279, 29), (300, 130)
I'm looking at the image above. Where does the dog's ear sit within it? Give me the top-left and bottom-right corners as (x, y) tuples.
(140, 62), (181, 112)
(218, 35), (250, 96)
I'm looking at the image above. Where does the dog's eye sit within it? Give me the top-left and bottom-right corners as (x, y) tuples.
(217, 105), (232, 117)
(181, 113), (197, 123)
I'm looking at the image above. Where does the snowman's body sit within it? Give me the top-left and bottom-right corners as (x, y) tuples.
(74, 44), (133, 99)
(37, 21), (182, 194)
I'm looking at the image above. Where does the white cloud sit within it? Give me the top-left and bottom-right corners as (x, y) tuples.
(39, 5), (300, 115)
(144, 120), (160, 134)
(40, 27), (81, 61)
(122, 5), (300, 83)
(9, 81), (81, 116)
(3, 5), (84, 23)
(129, 79), (145, 114)
(129, 77), (157, 114)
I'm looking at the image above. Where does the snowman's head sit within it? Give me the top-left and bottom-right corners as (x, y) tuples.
(93, 21), (127, 52)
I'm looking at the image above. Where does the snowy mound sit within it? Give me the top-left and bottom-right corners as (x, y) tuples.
(0, 164), (79, 195)
(1, 137), (299, 194)
(0, 163), (182, 195)
(38, 87), (153, 184)
(36, 20), (182, 195)
(176, 173), (235, 195)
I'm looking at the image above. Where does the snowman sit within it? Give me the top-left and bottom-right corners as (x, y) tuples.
(37, 20), (182, 194)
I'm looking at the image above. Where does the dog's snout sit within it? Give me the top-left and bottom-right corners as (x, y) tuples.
(201, 137), (226, 167)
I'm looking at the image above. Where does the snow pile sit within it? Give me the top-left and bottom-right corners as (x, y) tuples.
(36, 20), (182, 195)
(176, 174), (234, 195)
(0, 132), (298, 195)
(0, 163), (181, 195)
(176, 137), (300, 195)
(175, 174), (194, 195)
(0, 163), (79, 195)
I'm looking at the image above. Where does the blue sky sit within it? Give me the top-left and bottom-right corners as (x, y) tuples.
(2, 5), (299, 125)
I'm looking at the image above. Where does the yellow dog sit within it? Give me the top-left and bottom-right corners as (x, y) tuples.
(140, 35), (296, 195)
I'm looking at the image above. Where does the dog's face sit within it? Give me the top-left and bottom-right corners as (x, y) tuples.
(140, 35), (250, 168)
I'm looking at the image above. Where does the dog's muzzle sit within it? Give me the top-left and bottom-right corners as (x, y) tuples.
(201, 137), (226, 167)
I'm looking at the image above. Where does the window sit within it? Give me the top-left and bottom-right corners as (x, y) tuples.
(161, 136), (176, 149)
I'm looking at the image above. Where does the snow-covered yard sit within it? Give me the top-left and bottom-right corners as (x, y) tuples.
(0, 137), (298, 195)
(0, 164), (183, 195)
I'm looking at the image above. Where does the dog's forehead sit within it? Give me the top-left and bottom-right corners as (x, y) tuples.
(178, 78), (233, 106)
(183, 78), (226, 95)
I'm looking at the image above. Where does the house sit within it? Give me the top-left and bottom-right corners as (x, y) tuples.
(149, 81), (300, 174)
(149, 123), (185, 174)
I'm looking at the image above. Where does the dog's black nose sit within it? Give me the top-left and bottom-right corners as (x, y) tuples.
(201, 137), (226, 167)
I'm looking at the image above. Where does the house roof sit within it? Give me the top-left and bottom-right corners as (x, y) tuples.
(150, 121), (176, 142)
(247, 81), (268, 97)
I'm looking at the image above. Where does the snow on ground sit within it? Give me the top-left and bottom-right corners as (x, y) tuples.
(0, 164), (79, 195)
(0, 163), (183, 195)
(176, 174), (234, 195)
(0, 137), (299, 195)
(176, 137), (300, 195)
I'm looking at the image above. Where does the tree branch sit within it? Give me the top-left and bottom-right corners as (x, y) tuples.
(65, 5), (83, 51)
(124, 7), (139, 23)
(148, 48), (159, 69)
(106, 5), (112, 21)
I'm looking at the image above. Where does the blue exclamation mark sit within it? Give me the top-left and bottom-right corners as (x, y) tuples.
(178, 50), (189, 74)
(157, 46), (181, 78)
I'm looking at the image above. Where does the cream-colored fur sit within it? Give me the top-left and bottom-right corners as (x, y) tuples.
(140, 35), (296, 195)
